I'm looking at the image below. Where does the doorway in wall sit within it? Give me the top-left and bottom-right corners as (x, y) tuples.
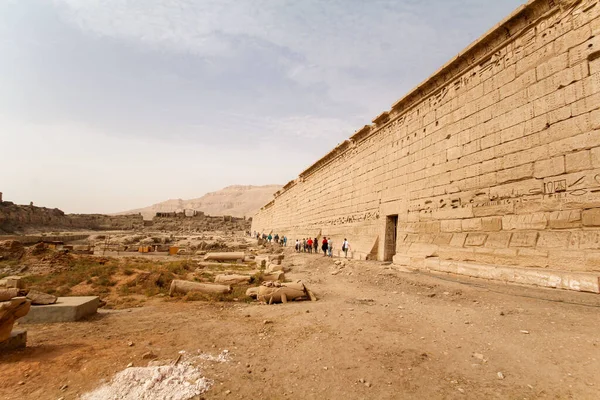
(384, 215), (398, 261)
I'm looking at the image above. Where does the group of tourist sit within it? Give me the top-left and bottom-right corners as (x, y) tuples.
(254, 231), (288, 246)
(253, 231), (350, 258)
(294, 237), (350, 258)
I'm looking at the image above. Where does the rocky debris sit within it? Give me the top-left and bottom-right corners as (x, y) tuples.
(0, 275), (24, 289)
(0, 296), (31, 342)
(254, 281), (317, 304)
(26, 289), (58, 305)
(268, 254), (284, 265)
(0, 288), (20, 302)
(214, 274), (251, 285)
(262, 271), (285, 282)
(169, 280), (232, 296)
(204, 252), (245, 262)
(0, 240), (25, 260)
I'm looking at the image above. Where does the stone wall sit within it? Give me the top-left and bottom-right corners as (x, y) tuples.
(253, 0), (600, 290)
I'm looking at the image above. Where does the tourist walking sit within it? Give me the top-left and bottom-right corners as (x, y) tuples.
(302, 238), (307, 252)
(283, 236), (287, 247)
(328, 239), (333, 257)
(342, 238), (350, 258)
(307, 238), (313, 253)
(268, 233), (272, 243)
(313, 237), (318, 254)
(321, 237), (328, 256)
(295, 239), (299, 252)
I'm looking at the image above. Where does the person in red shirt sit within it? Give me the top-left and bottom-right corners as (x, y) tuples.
(321, 237), (328, 256)
(307, 238), (313, 253)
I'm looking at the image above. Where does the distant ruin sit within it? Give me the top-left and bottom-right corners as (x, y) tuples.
(253, 0), (600, 292)
(0, 194), (144, 233)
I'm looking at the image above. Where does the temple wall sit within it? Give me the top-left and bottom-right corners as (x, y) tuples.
(253, 0), (600, 280)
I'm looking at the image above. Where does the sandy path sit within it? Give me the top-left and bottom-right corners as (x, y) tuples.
(1, 250), (599, 399)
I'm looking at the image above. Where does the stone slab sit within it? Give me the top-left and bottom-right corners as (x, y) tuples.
(20, 296), (99, 324)
(0, 330), (27, 351)
(423, 258), (600, 294)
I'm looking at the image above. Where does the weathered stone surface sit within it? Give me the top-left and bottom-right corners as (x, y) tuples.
(203, 252), (245, 262)
(0, 288), (19, 302)
(20, 297), (98, 324)
(169, 280), (232, 296)
(251, 0), (600, 291)
(214, 274), (251, 285)
(26, 290), (58, 305)
(0, 297), (31, 342)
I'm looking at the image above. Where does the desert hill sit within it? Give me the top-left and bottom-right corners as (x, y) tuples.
(117, 185), (281, 220)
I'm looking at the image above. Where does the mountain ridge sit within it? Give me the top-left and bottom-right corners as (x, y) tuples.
(116, 184), (281, 220)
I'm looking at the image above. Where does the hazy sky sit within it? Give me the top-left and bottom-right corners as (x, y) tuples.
(1, 0), (525, 213)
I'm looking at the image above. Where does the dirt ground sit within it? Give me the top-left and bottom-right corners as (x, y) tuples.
(1, 248), (600, 400)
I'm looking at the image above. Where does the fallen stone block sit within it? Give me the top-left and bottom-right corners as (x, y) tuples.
(214, 274), (251, 285)
(20, 296), (99, 324)
(262, 271), (285, 282)
(0, 330), (27, 351)
(0, 288), (19, 302)
(203, 252), (245, 262)
(0, 297), (31, 341)
(26, 290), (58, 305)
(0, 276), (24, 290)
(246, 287), (259, 298)
(169, 280), (232, 296)
(257, 281), (317, 304)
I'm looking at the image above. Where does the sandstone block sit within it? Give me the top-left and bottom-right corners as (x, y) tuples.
(533, 156), (565, 178)
(548, 210), (581, 229)
(538, 232), (571, 248)
(449, 233), (467, 248)
(440, 220), (462, 233)
(502, 213), (548, 230)
(462, 218), (482, 232)
(565, 150), (592, 172)
(582, 208), (600, 226)
(497, 163), (534, 184)
(465, 233), (487, 247)
(484, 232), (512, 248)
(510, 232), (539, 247)
(25, 290), (57, 305)
(481, 217), (502, 231)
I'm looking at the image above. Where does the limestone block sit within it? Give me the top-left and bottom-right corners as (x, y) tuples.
(25, 290), (57, 305)
(204, 252), (245, 262)
(569, 231), (600, 250)
(462, 218), (482, 232)
(509, 232), (539, 247)
(407, 243), (438, 258)
(565, 150), (592, 172)
(449, 233), (467, 248)
(533, 156), (565, 178)
(432, 233), (453, 245)
(0, 297), (30, 342)
(497, 163), (534, 185)
(440, 220), (462, 233)
(538, 232), (571, 248)
(473, 202), (515, 218)
(0, 276), (24, 290)
(481, 217), (502, 231)
(582, 208), (600, 226)
(548, 210), (581, 229)
(169, 281), (232, 296)
(484, 232), (512, 248)
(502, 213), (548, 230)
(465, 233), (487, 247)
(0, 288), (19, 302)
(214, 274), (251, 285)
(591, 146), (600, 168)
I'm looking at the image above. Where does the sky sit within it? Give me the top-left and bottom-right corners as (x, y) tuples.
(0, 0), (525, 214)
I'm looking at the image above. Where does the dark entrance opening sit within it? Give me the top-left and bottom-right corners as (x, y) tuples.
(384, 215), (398, 262)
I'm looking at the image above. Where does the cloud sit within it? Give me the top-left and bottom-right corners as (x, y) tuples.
(0, 0), (526, 212)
